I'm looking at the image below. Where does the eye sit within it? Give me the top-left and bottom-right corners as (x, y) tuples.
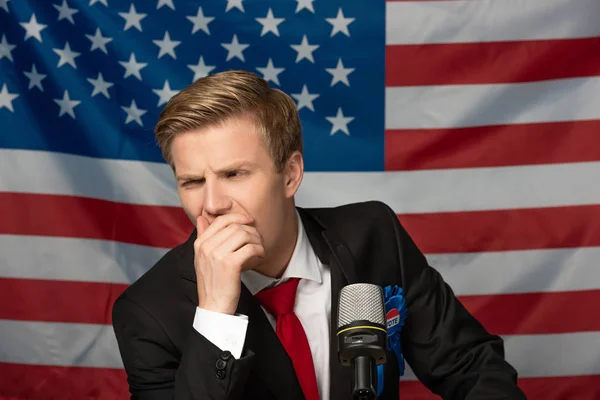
(182, 179), (204, 187)
(226, 170), (245, 178)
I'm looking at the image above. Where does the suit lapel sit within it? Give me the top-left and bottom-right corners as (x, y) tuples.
(179, 230), (304, 400)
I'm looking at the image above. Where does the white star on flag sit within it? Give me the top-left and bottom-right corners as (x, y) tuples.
(20, 13), (47, 43)
(156, 0), (175, 10)
(256, 58), (284, 86)
(187, 7), (214, 35)
(0, 83), (19, 112)
(326, 58), (354, 87)
(290, 35), (319, 63)
(119, 4), (147, 32)
(153, 80), (179, 107)
(295, 0), (315, 13)
(89, 0), (107, 6)
(53, 41), (81, 69)
(292, 85), (319, 112)
(53, 0), (78, 24)
(54, 90), (81, 119)
(226, 0), (244, 13)
(153, 31), (181, 59)
(87, 72), (113, 98)
(122, 99), (147, 126)
(0, 0), (10, 13)
(256, 8), (284, 37)
(222, 34), (249, 62)
(325, 8), (355, 37)
(326, 107), (354, 136)
(23, 64), (47, 91)
(0, 34), (16, 62)
(187, 56), (216, 82)
(85, 28), (112, 54)
(119, 53), (147, 80)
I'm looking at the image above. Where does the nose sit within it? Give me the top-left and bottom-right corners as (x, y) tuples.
(203, 179), (232, 219)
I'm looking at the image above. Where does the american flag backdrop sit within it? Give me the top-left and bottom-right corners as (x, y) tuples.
(1, 0), (599, 398)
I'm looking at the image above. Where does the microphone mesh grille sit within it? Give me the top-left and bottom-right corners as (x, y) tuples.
(337, 283), (386, 328)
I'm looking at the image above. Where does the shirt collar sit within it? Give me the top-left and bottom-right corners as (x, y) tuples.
(241, 209), (322, 295)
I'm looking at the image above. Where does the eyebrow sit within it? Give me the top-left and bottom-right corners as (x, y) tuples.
(176, 161), (258, 182)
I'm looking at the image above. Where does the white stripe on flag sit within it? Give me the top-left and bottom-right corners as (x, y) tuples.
(2, 235), (599, 296)
(0, 320), (123, 369)
(385, 77), (600, 130)
(3, 150), (600, 213)
(426, 247), (600, 296)
(0, 148), (179, 206)
(1, 321), (599, 376)
(386, 0), (600, 45)
(298, 162), (600, 213)
(0, 235), (167, 284)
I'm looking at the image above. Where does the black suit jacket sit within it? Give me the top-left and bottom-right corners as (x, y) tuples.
(112, 201), (527, 399)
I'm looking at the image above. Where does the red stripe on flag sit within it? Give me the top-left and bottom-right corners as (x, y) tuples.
(0, 278), (128, 324)
(0, 363), (129, 400)
(399, 204), (600, 254)
(2, 278), (599, 335)
(458, 289), (600, 335)
(399, 375), (600, 400)
(2, 194), (600, 254)
(386, 37), (600, 86)
(385, 120), (600, 170)
(0, 192), (193, 248)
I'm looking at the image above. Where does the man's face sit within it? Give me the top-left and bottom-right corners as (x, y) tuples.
(170, 115), (301, 263)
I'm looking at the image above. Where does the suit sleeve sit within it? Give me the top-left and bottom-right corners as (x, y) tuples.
(112, 293), (255, 400)
(380, 202), (527, 400)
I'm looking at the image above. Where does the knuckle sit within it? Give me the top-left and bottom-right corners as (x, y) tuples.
(240, 230), (252, 242)
(213, 250), (226, 262)
(198, 241), (210, 256)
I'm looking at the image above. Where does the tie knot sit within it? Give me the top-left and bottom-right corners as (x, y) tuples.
(255, 277), (300, 317)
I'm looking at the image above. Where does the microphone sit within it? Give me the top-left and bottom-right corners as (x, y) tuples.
(336, 283), (388, 400)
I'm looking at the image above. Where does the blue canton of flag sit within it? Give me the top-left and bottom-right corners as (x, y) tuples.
(0, 0), (385, 171)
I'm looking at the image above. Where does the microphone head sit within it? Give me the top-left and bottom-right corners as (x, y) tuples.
(337, 283), (386, 329)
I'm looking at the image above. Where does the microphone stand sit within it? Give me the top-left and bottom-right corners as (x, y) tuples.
(352, 355), (377, 400)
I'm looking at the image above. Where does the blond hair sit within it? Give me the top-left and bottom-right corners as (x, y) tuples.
(154, 70), (303, 172)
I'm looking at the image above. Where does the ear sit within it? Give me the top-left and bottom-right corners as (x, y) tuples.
(283, 151), (304, 199)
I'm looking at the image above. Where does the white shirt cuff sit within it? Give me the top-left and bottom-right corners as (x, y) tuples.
(192, 307), (249, 359)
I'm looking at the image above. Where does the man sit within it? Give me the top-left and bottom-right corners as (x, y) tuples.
(112, 70), (526, 400)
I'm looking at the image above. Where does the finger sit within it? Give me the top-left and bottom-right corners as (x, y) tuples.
(229, 243), (265, 267)
(197, 222), (257, 251)
(201, 224), (261, 256)
(196, 215), (210, 236)
(214, 227), (262, 256)
(197, 213), (254, 242)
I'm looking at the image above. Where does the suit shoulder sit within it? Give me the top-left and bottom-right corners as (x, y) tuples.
(305, 200), (396, 229)
(115, 238), (189, 307)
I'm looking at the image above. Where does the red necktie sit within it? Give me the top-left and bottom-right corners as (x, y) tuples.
(255, 278), (320, 400)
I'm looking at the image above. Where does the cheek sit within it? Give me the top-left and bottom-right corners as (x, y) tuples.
(248, 183), (286, 241)
(178, 189), (204, 218)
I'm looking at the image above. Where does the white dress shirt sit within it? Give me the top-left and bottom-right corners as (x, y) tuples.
(193, 211), (332, 400)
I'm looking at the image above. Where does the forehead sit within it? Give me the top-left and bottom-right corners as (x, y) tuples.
(170, 116), (272, 171)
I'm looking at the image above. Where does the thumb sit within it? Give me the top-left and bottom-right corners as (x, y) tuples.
(196, 215), (210, 236)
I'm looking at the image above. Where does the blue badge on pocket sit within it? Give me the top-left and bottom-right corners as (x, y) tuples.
(377, 285), (408, 397)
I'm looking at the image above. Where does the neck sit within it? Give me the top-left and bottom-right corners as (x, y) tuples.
(254, 205), (299, 279)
